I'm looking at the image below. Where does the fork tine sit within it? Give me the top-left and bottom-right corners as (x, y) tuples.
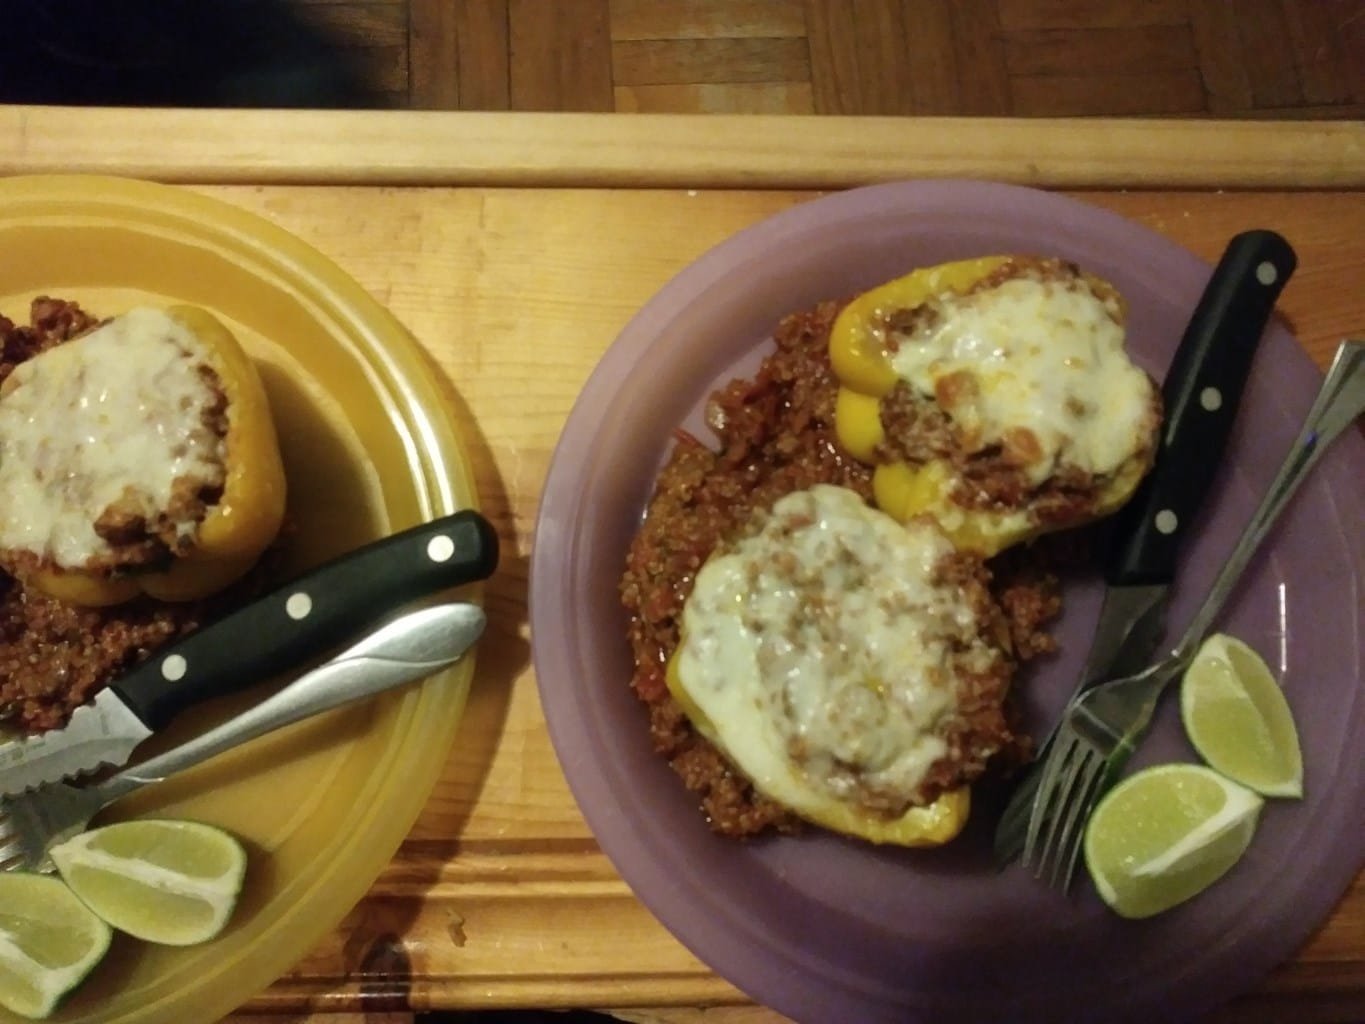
(1022, 728), (1083, 871)
(1044, 748), (1104, 890)
(1058, 773), (1104, 893)
(1036, 741), (1092, 884)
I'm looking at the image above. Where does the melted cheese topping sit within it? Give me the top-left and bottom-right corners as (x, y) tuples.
(0, 307), (227, 567)
(675, 484), (997, 811)
(887, 272), (1152, 484)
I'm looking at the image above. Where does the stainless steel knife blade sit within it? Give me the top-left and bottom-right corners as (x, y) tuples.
(992, 228), (1298, 867)
(0, 691), (152, 795)
(1073, 583), (1170, 696)
(0, 510), (498, 796)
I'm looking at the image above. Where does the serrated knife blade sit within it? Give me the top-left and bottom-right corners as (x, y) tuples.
(0, 509), (498, 796)
(0, 691), (152, 794)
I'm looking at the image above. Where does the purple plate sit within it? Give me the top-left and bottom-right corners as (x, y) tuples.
(530, 180), (1365, 1024)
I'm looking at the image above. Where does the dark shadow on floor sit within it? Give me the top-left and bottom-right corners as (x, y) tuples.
(0, 0), (372, 108)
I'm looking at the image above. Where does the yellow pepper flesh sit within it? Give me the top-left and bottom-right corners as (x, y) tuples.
(27, 305), (286, 607)
(830, 256), (1011, 403)
(832, 257), (1025, 555)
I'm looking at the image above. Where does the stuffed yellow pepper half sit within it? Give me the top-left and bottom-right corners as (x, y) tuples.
(664, 485), (1019, 848)
(831, 256), (1160, 556)
(0, 304), (286, 606)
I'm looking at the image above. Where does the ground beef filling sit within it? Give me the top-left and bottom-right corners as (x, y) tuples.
(879, 380), (1101, 523)
(5, 582), (189, 732)
(0, 298), (271, 734)
(621, 301), (1061, 838)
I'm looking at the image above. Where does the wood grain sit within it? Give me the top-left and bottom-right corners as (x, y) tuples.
(1010, 68), (1206, 116)
(1002, 24), (1198, 76)
(117, 181), (1361, 1024)
(946, 0), (1012, 116)
(4, 107), (1361, 190)
(1189, 1), (1257, 114)
(612, 37), (810, 87)
(608, 0), (807, 40)
(900, 0), (961, 115)
(277, 0), (1365, 118)
(454, 0), (512, 110)
(508, 0), (614, 111)
(409, 0), (516, 111)
(615, 83), (814, 114)
(292, 0), (410, 106)
(1236, 0), (1307, 109)
(805, 0), (916, 115)
(408, 0), (461, 109)
(1281, 1), (1357, 107)
(996, 0), (1190, 30)
(292, 1), (409, 47)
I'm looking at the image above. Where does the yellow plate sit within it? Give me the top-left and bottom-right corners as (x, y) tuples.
(0, 175), (480, 1023)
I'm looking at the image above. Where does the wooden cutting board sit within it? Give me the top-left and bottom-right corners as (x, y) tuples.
(4, 104), (1360, 1024)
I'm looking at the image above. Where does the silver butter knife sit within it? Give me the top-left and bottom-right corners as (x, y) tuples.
(0, 600), (487, 873)
(0, 510), (498, 796)
(993, 230), (1297, 865)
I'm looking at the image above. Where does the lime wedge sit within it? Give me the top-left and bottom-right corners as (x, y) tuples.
(0, 872), (112, 1019)
(1084, 763), (1263, 919)
(1181, 633), (1304, 798)
(51, 820), (247, 947)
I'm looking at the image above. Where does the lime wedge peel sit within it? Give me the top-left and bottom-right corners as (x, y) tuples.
(0, 872), (112, 1019)
(51, 819), (248, 948)
(1180, 633), (1304, 798)
(1084, 763), (1264, 920)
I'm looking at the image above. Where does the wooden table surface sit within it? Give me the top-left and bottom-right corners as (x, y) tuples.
(1, 107), (1362, 1024)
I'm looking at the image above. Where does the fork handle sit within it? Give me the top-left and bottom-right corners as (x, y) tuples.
(1174, 340), (1365, 660)
(87, 603), (485, 808)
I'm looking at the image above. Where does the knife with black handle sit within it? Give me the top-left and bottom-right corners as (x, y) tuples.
(2, 601), (489, 874)
(993, 229), (1296, 865)
(0, 509), (499, 796)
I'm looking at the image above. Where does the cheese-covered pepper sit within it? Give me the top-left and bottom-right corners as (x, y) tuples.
(662, 485), (1007, 848)
(830, 256), (1159, 556)
(666, 646), (969, 847)
(0, 305), (286, 606)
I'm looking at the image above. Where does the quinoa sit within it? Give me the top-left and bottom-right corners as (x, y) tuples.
(0, 298), (275, 734)
(0, 542), (283, 734)
(620, 300), (1062, 839)
(0, 296), (99, 383)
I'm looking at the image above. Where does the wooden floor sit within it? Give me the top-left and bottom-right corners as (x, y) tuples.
(288, 0), (1365, 117)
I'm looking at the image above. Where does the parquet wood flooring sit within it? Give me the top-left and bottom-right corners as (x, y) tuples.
(289, 0), (1363, 117)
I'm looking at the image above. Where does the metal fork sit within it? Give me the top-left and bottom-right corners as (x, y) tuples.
(0, 601), (484, 873)
(1022, 339), (1365, 891)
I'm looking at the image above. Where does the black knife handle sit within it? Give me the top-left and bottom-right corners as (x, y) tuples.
(1106, 229), (1296, 586)
(110, 510), (499, 730)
